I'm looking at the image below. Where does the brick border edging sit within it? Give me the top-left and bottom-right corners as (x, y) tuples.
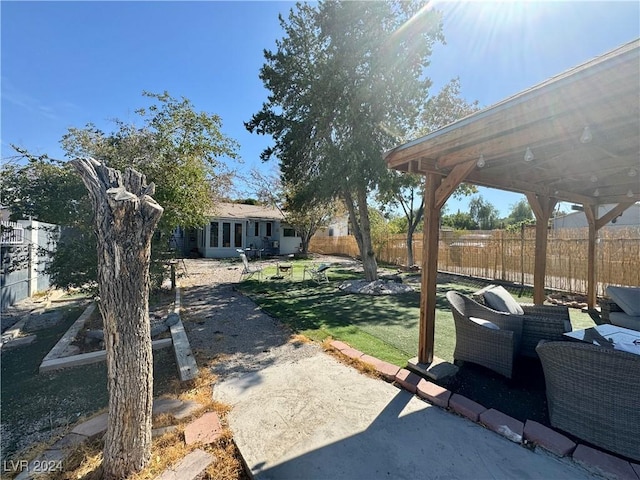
(327, 340), (640, 480)
(13, 398), (204, 480)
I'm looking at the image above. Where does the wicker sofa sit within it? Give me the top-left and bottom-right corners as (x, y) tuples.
(472, 285), (572, 358)
(446, 291), (523, 378)
(536, 341), (640, 461)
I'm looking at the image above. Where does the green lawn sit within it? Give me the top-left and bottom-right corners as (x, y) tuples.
(238, 261), (597, 426)
(238, 262), (596, 367)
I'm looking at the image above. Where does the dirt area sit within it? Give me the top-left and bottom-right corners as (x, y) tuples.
(68, 289), (176, 354)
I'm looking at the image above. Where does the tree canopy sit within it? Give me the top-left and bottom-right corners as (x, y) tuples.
(1, 92), (238, 288)
(376, 78), (479, 265)
(469, 195), (500, 230)
(506, 198), (534, 225)
(246, 0), (443, 279)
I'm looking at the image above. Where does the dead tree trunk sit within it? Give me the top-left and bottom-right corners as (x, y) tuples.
(72, 158), (163, 479)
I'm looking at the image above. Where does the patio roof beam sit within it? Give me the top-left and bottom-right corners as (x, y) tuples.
(435, 159), (476, 210)
(594, 202), (636, 230)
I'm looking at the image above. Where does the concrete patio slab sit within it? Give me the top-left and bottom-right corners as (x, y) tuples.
(213, 347), (597, 480)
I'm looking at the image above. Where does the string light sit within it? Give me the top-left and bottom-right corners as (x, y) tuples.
(524, 147), (534, 162)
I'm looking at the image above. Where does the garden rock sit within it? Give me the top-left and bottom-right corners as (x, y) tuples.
(86, 329), (104, 341)
(165, 313), (180, 327)
(380, 274), (403, 283)
(338, 280), (414, 295)
(62, 345), (81, 356)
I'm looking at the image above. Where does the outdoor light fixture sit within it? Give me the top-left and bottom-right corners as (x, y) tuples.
(524, 147), (534, 162)
(590, 175), (598, 183)
(580, 126), (592, 144)
(594, 188), (600, 197)
(476, 154), (485, 168)
(628, 189), (634, 198)
(629, 168), (637, 177)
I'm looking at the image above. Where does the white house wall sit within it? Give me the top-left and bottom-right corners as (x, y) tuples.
(279, 233), (302, 255)
(200, 218), (301, 258)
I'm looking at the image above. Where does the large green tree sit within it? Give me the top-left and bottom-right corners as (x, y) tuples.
(376, 78), (479, 266)
(246, 1), (443, 280)
(1, 92), (238, 288)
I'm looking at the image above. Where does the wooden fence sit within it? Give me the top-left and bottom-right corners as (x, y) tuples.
(309, 227), (640, 296)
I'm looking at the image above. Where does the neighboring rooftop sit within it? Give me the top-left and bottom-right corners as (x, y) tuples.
(208, 202), (283, 221)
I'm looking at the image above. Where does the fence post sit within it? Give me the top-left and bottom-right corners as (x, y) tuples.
(500, 230), (506, 280)
(26, 220), (39, 297)
(520, 223), (525, 289)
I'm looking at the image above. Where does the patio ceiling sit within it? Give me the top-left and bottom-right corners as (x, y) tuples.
(385, 39), (640, 206)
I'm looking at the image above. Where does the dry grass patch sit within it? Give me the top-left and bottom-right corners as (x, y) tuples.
(289, 333), (312, 345)
(45, 366), (247, 480)
(322, 338), (381, 379)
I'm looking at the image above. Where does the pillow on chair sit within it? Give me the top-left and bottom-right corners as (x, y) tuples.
(606, 286), (640, 316)
(483, 286), (525, 315)
(469, 317), (500, 330)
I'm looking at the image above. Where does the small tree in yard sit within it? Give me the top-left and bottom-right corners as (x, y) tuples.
(469, 195), (500, 230)
(249, 168), (336, 253)
(72, 158), (162, 479)
(0, 92), (238, 290)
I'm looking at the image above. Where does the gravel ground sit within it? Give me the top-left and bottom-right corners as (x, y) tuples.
(177, 255), (417, 380)
(178, 257), (352, 379)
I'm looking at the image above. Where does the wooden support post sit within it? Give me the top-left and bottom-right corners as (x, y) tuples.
(419, 174), (442, 364)
(583, 202), (634, 309)
(584, 205), (598, 309)
(526, 193), (557, 305)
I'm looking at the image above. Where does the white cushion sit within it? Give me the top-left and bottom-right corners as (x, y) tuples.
(606, 286), (640, 316)
(609, 311), (640, 332)
(483, 286), (525, 315)
(469, 317), (500, 330)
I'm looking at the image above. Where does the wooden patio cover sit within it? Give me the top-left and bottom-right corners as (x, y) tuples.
(385, 39), (640, 365)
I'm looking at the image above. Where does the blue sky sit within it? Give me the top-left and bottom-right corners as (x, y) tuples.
(2, 1), (639, 217)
